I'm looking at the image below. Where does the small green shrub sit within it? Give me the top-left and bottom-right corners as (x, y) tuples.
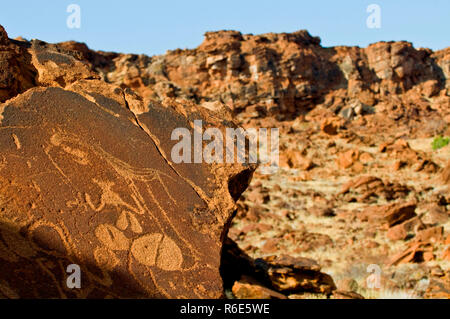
(431, 136), (449, 150)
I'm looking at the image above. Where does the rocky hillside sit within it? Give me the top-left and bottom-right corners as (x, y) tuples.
(0, 23), (449, 298)
(76, 29), (449, 299)
(56, 29), (449, 125)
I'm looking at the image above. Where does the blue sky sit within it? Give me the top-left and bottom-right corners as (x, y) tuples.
(0, 1), (448, 55)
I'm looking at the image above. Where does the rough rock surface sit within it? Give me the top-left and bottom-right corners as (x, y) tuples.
(0, 25), (255, 298)
(0, 26), (36, 103)
(253, 255), (336, 294)
(0, 24), (449, 299)
(221, 238), (336, 297)
(59, 29), (449, 127)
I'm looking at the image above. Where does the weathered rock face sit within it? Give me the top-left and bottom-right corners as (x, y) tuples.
(29, 39), (99, 87)
(60, 29), (449, 124)
(1, 23), (449, 300)
(0, 25), (255, 298)
(442, 160), (450, 184)
(0, 26), (36, 103)
(221, 238), (336, 298)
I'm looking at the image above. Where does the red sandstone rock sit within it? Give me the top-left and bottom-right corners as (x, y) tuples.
(1, 22), (449, 300)
(55, 29), (449, 125)
(369, 202), (417, 227)
(232, 276), (287, 299)
(0, 85), (254, 298)
(442, 247), (450, 261)
(320, 117), (341, 135)
(386, 224), (408, 241)
(336, 149), (359, 169)
(414, 226), (444, 243)
(0, 27), (256, 298)
(0, 27), (36, 103)
(339, 176), (411, 203)
(389, 242), (434, 266)
(254, 255), (336, 294)
(280, 149), (314, 170)
(221, 238), (335, 295)
(442, 161), (450, 184)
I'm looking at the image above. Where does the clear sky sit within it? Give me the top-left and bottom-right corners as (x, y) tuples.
(0, 0), (448, 55)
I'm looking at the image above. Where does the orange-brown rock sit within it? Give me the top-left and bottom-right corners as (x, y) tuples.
(442, 160), (450, 184)
(421, 204), (449, 225)
(0, 28), (256, 298)
(56, 29), (449, 127)
(332, 290), (364, 299)
(253, 255), (336, 294)
(442, 247), (450, 261)
(29, 39), (99, 87)
(336, 149), (359, 169)
(359, 152), (374, 163)
(280, 149), (314, 170)
(283, 230), (333, 252)
(339, 176), (411, 203)
(386, 224), (408, 241)
(380, 139), (441, 172)
(221, 238), (335, 295)
(0, 27), (36, 103)
(414, 226), (444, 243)
(320, 117), (341, 135)
(232, 276), (287, 299)
(368, 202), (417, 227)
(386, 216), (424, 241)
(0, 85), (254, 298)
(389, 242), (435, 266)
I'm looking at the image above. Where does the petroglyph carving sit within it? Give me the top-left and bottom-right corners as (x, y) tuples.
(95, 224), (130, 251)
(130, 233), (160, 267)
(11, 134), (21, 150)
(48, 131), (177, 216)
(131, 233), (183, 271)
(116, 210), (143, 234)
(0, 74), (253, 298)
(94, 246), (119, 270)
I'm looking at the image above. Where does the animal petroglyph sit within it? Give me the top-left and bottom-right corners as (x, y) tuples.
(95, 224), (130, 251)
(0, 83), (252, 298)
(131, 233), (183, 271)
(94, 246), (119, 270)
(11, 134), (21, 150)
(116, 210), (143, 234)
(48, 131), (177, 213)
(45, 131), (204, 257)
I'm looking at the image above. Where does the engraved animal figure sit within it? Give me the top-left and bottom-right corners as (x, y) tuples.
(42, 131), (218, 298)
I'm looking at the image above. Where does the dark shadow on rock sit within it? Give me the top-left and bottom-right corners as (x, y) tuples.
(0, 220), (152, 298)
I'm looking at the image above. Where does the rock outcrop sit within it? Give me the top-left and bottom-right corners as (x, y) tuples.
(0, 25), (255, 298)
(221, 238), (336, 298)
(0, 23), (449, 300)
(55, 29), (449, 127)
(0, 26), (36, 103)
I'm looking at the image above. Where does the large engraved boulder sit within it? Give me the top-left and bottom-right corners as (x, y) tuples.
(0, 29), (255, 297)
